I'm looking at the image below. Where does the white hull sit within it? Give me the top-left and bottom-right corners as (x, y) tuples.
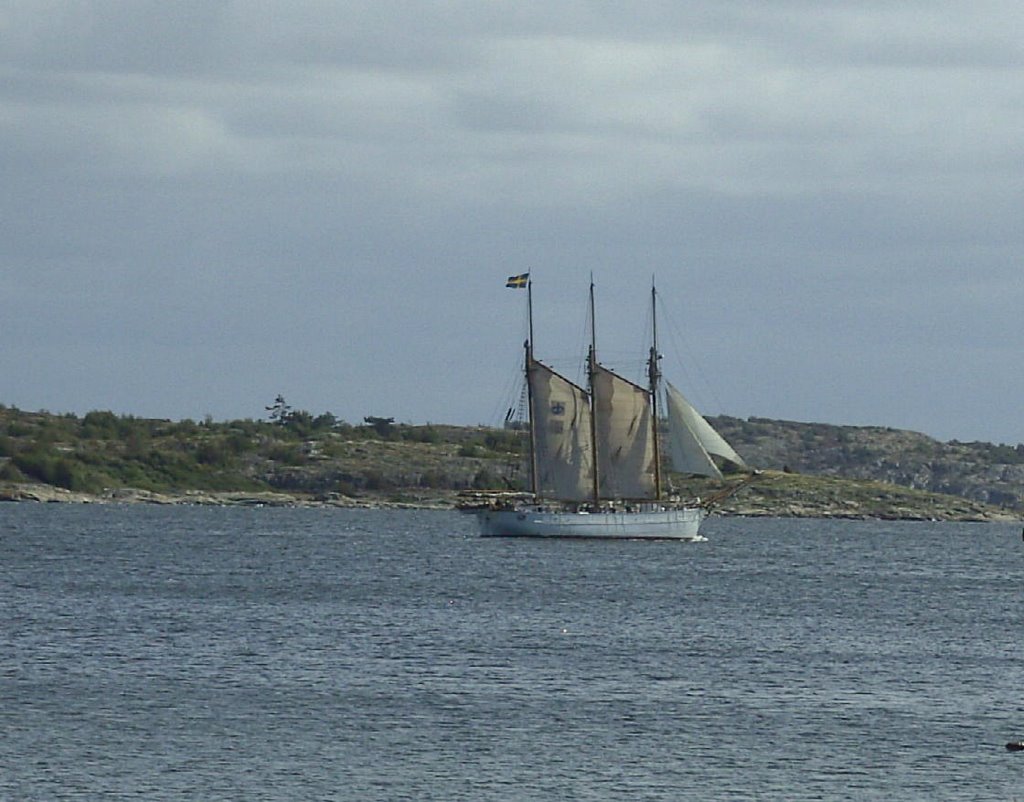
(475, 506), (707, 540)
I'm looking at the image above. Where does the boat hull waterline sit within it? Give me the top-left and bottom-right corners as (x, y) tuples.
(476, 506), (707, 540)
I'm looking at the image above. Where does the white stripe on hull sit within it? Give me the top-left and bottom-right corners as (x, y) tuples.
(476, 507), (707, 540)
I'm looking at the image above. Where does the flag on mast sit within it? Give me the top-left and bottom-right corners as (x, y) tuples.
(505, 272), (529, 288)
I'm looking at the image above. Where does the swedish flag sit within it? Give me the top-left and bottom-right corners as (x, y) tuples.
(505, 272), (529, 288)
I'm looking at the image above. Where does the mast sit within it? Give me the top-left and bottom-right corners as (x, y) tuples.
(648, 280), (663, 499)
(587, 276), (601, 506)
(525, 277), (539, 496)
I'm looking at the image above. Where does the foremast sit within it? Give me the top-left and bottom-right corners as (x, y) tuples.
(524, 277), (539, 497)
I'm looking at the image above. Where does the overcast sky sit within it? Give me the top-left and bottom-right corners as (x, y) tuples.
(1, 2), (1021, 443)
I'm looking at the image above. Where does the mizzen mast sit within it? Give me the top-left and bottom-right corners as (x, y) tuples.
(587, 275), (601, 507)
(648, 280), (664, 500)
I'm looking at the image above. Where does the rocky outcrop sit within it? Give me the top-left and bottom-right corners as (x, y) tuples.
(0, 483), (453, 509)
(3, 474), (1016, 522)
(712, 417), (1024, 513)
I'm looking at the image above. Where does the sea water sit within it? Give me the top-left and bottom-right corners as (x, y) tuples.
(2, 505), (1022, 800)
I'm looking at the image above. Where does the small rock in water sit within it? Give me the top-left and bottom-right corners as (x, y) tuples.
(1005, 741), (1024, 752)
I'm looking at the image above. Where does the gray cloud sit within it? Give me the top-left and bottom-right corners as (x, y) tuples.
(1, 1), (1021, 441)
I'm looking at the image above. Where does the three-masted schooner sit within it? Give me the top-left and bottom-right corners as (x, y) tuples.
(469, 276), (749, 539)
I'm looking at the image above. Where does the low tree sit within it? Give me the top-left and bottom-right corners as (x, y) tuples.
(364, 416), (395, 438)
(266, 395), (292, 425)
(313, 412), (337, 431)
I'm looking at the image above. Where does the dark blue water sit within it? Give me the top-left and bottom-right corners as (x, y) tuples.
(2, 505), (1022, 800)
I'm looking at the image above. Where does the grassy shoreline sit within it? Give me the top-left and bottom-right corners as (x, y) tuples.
(2, 471), (1016, 522)
(1, 406), (1019, 522)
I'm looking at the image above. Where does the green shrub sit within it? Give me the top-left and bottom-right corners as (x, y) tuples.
(0, 460), (25, 481)
(12, 450), (57, 484)
(51, 458), (86, 491)
(484, 431), (522, 453)
(268, 444), (305, 465)
(195, 440), (231, 466)
(81, 410), (120, 439)
(472, 468), (496, 489)
(402, 426), (441, 444)
(419, 469), (448, 488)
(362, 469), (392, 491)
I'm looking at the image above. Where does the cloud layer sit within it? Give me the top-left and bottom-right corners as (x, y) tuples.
(2, 2), (1022, 441)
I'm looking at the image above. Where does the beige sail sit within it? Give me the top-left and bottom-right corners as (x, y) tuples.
(528, 359), (594, 501)
(666, 383), (747, 479)
(592, 365), (657, 499)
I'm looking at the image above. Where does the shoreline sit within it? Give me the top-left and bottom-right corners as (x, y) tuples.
(0, 483), (452, 510)
(1, 482), (1017, 522)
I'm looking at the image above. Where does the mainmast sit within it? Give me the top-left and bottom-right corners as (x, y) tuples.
(587, 276), (601, 507)
(648, 280), (663, 499)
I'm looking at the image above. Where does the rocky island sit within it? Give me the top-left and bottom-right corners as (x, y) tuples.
(0, 404), (1020, 521)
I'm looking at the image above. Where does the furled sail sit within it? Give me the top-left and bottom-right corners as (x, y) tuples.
(528, 359), (594, 501)
(665, 383), (747, 479)
(592, 365), (657, 499)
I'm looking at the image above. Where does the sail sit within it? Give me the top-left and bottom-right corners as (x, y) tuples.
(592, 366), (657, 499)
(528, 358), (594, 501)
(666, 383), (747, 479)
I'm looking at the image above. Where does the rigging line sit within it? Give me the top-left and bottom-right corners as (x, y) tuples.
(593, 285), (656, 385)
(572, 290), (593, 389)
(637, 298), (656, 386)
(486, 276), (534, 426)
(579, 285), (648, 383)
(487, 349), (527, 426)
(657, 289), (729, 416)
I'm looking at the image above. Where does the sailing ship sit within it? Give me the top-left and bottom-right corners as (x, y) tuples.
(465, 276), (751, 540)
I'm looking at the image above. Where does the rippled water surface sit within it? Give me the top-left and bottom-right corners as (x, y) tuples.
(2, 505), (1023, 800)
